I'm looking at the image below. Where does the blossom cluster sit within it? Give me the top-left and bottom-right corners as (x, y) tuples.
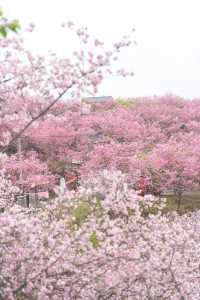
(0, 170), (200, 299)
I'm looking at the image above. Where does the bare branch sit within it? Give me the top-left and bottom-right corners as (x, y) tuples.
(0, 76), (15, 85)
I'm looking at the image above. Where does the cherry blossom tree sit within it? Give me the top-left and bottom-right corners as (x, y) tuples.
(0, 171), (200, 299)
(3, 151), (56, 192)
(0, 23), (134, 154)
(0, 20), (136, 192)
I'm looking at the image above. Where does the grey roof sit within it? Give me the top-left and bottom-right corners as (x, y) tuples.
(82, 96), (113, 103)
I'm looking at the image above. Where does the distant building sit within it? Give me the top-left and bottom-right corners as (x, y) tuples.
(81, 96), (114, 115)
(82, 96), (114, 104)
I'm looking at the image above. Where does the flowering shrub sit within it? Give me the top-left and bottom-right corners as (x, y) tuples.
(4, 151), (56, 192)
(1, 170), (200, 299)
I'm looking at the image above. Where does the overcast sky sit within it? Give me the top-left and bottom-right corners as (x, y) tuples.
(2, 0), (200, 98)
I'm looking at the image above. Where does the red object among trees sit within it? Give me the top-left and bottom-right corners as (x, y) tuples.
(64, 170), (79, 190)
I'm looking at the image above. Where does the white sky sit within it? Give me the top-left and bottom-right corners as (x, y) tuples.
(2, 0), (200, 98)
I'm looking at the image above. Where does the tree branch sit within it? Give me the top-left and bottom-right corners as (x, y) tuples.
(0, 86), (72, 153)
(0, 67), (97, 153)
(0, 76), (16, 85)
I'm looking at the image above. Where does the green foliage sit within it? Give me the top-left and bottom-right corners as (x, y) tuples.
(72, 202), (91, 226)
(89, 231), (100, 248)
(127, 207), (134, 216)
(137, 151), (148, 161)
(0, 25), (6, 37)
(7, 20), (20, 33)
(0, 8), (3, 18)
(117, 98), (137, 108)
(69, 195), (104, 231)
(142, 206), (159, 217)
(137, 148), (153, 160)
(0, 7), (20, 37)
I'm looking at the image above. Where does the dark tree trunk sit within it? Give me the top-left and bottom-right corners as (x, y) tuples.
(176, 192), (182, 212)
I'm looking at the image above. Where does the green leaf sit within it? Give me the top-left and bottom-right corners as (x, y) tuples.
(127, 207), (134, 216)
(0, 25), (7, 37)
(8, 20), (20, 32)
(72, 202), (91, 225)
(89, 231), (100, 248)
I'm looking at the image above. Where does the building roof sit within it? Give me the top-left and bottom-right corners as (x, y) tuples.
(82, 96), (113, 103)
